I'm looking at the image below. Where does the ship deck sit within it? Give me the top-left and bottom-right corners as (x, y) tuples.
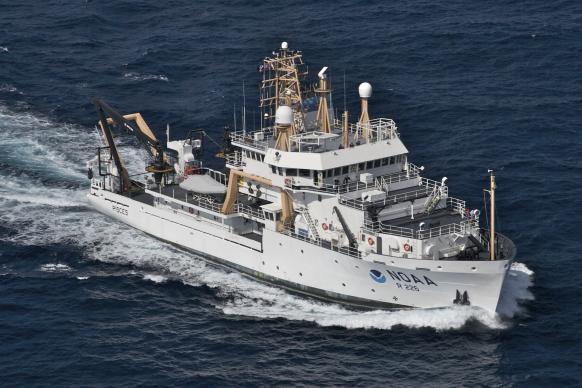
(386, 208), (463, 233)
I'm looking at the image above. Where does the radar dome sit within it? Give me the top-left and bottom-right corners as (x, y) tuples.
(275, 106), (293, 125)
(281, 41), (288, 49)
(358, 82), (372, 98)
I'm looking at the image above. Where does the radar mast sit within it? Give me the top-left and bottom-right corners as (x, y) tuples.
(259, 42), (307, 132)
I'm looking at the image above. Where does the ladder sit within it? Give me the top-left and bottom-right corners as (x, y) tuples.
(424, 186), (442, 214)
(375, 176), (389, 192)
(300, 208), (320, 240)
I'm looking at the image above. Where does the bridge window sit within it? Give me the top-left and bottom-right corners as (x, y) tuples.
(286, 168), (298, 177)
(366, 161), (373, 169)
(358, 162), (365, 171)
(381, 157), (389, 166)
(374, 159), (381, 168)
(299, 169), (311, 177)
(342, 166), (349, 174)
(334, 167), (341, 176)
(271, 165), (276, 173)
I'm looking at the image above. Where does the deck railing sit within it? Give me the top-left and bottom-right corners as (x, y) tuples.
(364, 218), (473, 240)
(225, 151), (245, 168)
(339, 176), (446, 210)
(332, 117), (399, 142)
(291, 164), (422, 196)
(280, 225), (361, 258)
(230, 130), (273, 151)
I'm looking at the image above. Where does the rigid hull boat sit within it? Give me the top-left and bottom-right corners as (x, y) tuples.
(87, 42), (516, 313)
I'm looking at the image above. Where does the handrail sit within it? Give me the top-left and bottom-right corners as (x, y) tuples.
(292, 167), (421, 195)
(231, 117), (399, 153)
(339, 176), (448, 210)
(225, 151), (245, 168)
(332, 117), (399, 142)
(230, 131), (274, 151)
(280, 225), (361, 258)
(479, 230), (516, 260)
(363, 221), (415, 238)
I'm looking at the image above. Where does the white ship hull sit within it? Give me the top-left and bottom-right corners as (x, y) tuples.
(88, 187), (512, 313)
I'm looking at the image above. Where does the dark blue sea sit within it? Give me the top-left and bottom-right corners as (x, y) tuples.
(1, 0), (581, 386)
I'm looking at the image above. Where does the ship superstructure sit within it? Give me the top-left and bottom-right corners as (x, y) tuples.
(87, 42), (515, 313)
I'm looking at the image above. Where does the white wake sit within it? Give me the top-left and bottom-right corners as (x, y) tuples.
(0, 105), (535, 331)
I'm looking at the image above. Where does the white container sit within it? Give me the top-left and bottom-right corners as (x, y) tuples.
(361, 189), (386, 202)
(360, 172), (374, 184)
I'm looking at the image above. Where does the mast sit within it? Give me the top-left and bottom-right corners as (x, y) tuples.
(316, 67), (331, 133)
(242, 80), (246, 135)
(260, 42), (307, 131)
(341, 111), (349, 148)
(489, 169), (496, 261)
(357, 82), (372, 142)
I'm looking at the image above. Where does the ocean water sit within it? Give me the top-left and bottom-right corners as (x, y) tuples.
(0, 0), (581, 386)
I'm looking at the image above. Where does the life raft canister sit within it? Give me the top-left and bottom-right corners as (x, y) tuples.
(368, 237), (375, 246)
(322, 223), (329, 231)
(403, 243), (411, 252)
(184, 166), (199, 176)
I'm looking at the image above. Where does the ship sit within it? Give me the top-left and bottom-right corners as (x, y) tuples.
(87, 42), (516, 313)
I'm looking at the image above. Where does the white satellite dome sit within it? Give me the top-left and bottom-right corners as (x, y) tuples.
(275, 105), (293, 125)
(358, 82), (373, 98)
(281, 41), (288, 49)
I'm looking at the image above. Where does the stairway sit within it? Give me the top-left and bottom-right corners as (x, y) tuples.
(300, 208), (320, 240)
(375, 176), (389, 192)
(424, 186), (442, 214)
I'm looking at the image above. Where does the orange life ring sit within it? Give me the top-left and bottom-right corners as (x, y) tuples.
(368, 237), (375, 246)
(322, 223), (329, 231)
(403, 243), (411, 252)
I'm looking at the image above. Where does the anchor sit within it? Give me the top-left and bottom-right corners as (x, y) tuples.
(453, 290), (470, 306)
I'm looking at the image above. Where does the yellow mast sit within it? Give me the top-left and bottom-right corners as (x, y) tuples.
(489, 169), (496, 261)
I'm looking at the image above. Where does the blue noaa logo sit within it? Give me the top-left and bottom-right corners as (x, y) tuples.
(369, 269), (386, 284)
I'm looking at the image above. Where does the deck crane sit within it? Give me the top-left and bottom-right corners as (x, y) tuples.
(93, 99), (174, 193)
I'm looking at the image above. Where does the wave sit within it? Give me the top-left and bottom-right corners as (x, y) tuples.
(123, 72), (169, 82)
(143, 274), (168, 283)
(0, 46), (8, 53)
(0, 84), (22, 94)
(0, 105), (535, 331)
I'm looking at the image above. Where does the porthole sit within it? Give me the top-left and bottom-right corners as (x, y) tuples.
(342, 283), (346, 287)
(334, 259), (338, 264)
(301, 249), (304, 254)
(371, 288), (375, 293)
(299, 272), (303, 276)
(355, 265), (359, 269)
(276, 266), (279, 270)
(437, 266), (443, 270)
(262, 261), (265, 265)
(279, 242), (282, 246)
(471, 267), (477, 271)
